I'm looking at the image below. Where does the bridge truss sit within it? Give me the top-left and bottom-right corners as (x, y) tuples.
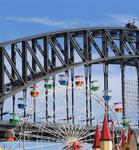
(0, 27), (139, 126)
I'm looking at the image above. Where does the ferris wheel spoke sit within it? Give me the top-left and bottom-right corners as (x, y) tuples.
(28, 101), (71, 141)
(35, 97), (74, 140)
(75, 126), (93, 142)
(77, 128), (95, 142)
(27, 121), (67, 141)
(16, 131), (65, 143)
(78, 131), (95, 142)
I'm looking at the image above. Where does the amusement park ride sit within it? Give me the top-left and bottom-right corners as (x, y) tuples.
(0, 23), (139, 149)
(0, 75), (137, 150)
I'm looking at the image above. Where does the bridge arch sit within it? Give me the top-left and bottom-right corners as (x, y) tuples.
(0, 27), (139, 123)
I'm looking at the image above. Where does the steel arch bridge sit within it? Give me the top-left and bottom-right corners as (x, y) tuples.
(0, 27), (139, 124)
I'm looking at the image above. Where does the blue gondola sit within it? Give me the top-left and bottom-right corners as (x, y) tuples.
(18, 97), (27, 109)
(103, 90), (112, 101)
(59, 74), (69, 86)
(18, 104), (27, 109)
(59, 80), (68, 86)
(103, 95), (112, 101)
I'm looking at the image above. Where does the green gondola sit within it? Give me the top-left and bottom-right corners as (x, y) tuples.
(123, 116), (130, 128)
(91, 80), (99, 91)
(9, 118), (20, 125)
(44, 76), (53, 90)
(91, 80), (98, 83)
(44, 83), (53, 90)
(9, 113), (20, 126)
(91, 86), (99, 91)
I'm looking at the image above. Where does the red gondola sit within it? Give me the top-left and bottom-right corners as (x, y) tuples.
(5, 129), (16, 141)
(114, 101), (123, 113)
(115, 108), (123, 113)
(30, 86), (40, 98)
(75, 75), (84, 87)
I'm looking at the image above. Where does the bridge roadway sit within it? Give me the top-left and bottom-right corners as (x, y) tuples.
(0, 121), (122, 143)
(0, 121), (96, 142)
(0, 121), (15, 130)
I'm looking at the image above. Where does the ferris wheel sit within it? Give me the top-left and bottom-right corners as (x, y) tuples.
(1, 75), (122, 150)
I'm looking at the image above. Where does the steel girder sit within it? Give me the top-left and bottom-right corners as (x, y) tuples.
(0, 27), (139, 102)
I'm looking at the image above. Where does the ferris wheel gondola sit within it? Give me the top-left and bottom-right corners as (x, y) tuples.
(75, 75), (84, 87)
(114, 101), (123, 113)
(122, 116), (131, 128)
(5, 129), (16, 141)
(44, 77), (53, 90)
(90, 80), (99, 92)
(59, 74), (69, 86)
(18, 104), (27, 109)
(44, 83), (53, 90)
(18, 97), (27, 109)
(30, 86), (40, 98)
(103, 90), (112, 101)
(115, 108), (123, 113)
(9, 113), (20, 125)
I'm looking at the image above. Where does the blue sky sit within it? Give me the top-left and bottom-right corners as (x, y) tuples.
(0, 0), (139, 42)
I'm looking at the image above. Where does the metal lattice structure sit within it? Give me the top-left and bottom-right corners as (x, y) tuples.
(0, 27), (139, 125)
(125, 79), (139, 126)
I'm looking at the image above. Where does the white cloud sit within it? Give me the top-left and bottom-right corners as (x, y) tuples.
(2, 15), (137, 29)
(0, 15), (139, 30)
(0, 16), (96, 28)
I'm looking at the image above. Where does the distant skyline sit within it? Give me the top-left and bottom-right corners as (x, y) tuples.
(0, 0), (139, 42)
